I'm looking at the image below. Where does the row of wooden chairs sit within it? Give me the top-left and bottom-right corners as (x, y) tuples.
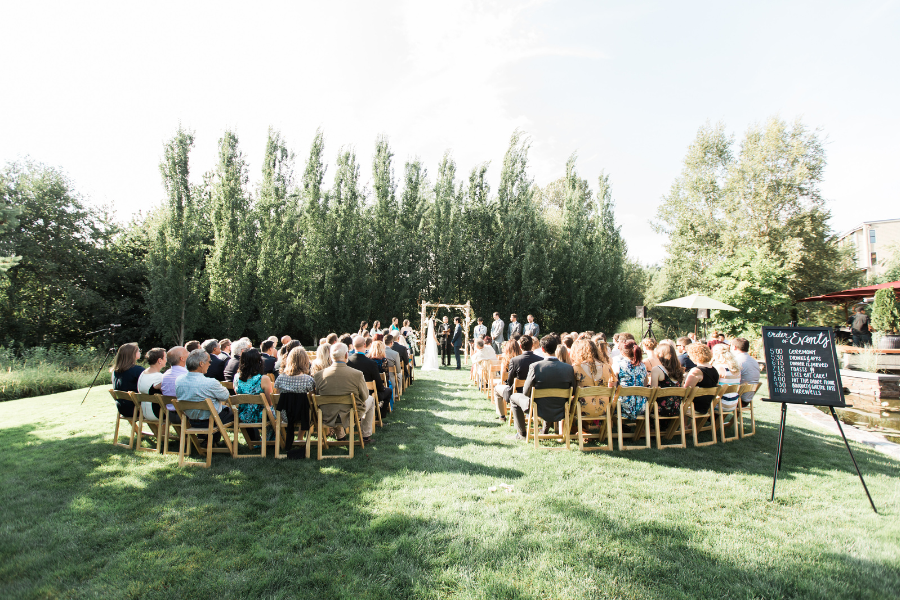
(109, 354), (417, 465)
(469, 372), (760, 451)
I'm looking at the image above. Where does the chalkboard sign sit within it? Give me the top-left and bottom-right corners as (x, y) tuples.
(762, 326), (846, 407)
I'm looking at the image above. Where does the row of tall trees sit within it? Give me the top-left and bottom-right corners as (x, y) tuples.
(647, 117), (859, 336)
(0, 128), (640, 348)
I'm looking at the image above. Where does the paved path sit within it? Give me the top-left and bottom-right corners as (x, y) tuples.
(787, 403), (900, 462)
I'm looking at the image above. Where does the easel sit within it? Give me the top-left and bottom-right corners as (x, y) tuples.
(768, 400), (876, 513)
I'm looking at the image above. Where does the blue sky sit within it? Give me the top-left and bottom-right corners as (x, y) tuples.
(1, 0), (897, 264)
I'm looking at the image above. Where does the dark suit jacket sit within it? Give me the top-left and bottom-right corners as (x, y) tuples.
(678, 353), (696, 371)
(223, 356), (240, 382)
(522, 357), (576, 422)
(391, 342), (410, 365)
(508, 321), (523, 339)
(262, 354), (277, 375)
(452, 324), (462, 346)
(205, 353), (226, 381)
(506, 351), (543, 389)
(347, 352), (386, 395)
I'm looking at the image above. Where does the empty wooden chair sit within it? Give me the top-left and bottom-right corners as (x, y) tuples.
(366, 380), (383, 428)
(651, 387), (690, 449)
(526, 388), (574, 450)
(716, 384), (742, 443)
(108, 390), (139, 449)
(614, 387), (656, 451)
(486, 360), (502, 403)
(570, 386), (615, 451)
(738, 382), (761, 438)
(129, 392), (168, 453)
(310, 392), (364, 459)
(684, 386), (720, 447)
(172, 398), (235, 468)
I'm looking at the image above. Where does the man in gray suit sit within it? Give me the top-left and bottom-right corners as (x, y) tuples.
(490, 312), (505, 353)
(508, 335), (576, 440)
(508, 313), (523, 339)
(524, 314), (540, 337)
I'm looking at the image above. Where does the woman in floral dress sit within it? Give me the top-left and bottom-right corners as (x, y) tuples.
(616, 340), (648, 420)
(235, 348), (274, 441)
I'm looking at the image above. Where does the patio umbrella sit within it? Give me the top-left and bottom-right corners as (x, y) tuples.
(655, 293), (738, 311)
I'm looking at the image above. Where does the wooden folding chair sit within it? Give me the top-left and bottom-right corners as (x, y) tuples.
(221, 381), (234, 393)
(614, 387), (655, 451)
(301, 393), (328, 460)
(310, 393), (364, 459)
(652, 387), (690, 449)
(390, 365), (402, 398)
(486, 360), (502, 403)
(228, 394), (275, 458)
(738, 382), (761, 438)
(526, 388), (573, 450)
(684, 386), (720, 447)
(130, 392), (167, 453)
(570, 386), (615, 451)
(716, 385), (742, 443)
(506, 378), (527, 427)
(108, 390), (139, 449)
(366, 380), (383, 427)
(172, 398), (235, 468)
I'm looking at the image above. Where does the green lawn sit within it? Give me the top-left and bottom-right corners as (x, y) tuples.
(1, 368), (898, 599)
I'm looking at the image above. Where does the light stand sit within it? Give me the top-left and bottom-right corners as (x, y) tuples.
(80, 324), (120, 405)
(642, 317), (654, 340)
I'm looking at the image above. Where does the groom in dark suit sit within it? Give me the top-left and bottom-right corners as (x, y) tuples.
(452, 317), (463, 370)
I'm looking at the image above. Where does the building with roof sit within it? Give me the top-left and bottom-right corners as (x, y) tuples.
(836, 218), (900, 277)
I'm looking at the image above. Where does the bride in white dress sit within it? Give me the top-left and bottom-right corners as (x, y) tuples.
(422, 317), (441, 371)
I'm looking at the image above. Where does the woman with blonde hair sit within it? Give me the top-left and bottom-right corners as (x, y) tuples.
(275, 347), (316, 451)
(555, 344), (571, 364)
(310, 343), (333, 376)
(368, 339), (395, 409)
(570, 339), (617, 434)
(641, 337), (661, 372)
(683, 343), (719, 414)
(711, 343), (742, 411)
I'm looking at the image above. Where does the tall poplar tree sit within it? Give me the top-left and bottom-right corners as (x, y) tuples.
(207, 130), (256, 338)
(370, 136), (400, 315)
(147, 127), (207, 345)
(297, 130), (329, 337)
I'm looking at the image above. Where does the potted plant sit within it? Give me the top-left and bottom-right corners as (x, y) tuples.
(871, 288), (900, 349)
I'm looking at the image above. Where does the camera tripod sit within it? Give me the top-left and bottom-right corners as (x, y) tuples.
(80, 324), (121, 405)
(642, 318), (654, 340)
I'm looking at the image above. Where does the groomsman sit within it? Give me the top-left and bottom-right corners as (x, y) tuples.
(473, 317), (487, 341)
(524, 314), (540, 337)
(508, 313), (522, 340)
(490, 312), (505, 353)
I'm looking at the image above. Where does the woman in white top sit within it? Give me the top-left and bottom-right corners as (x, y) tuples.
(136, 347), (166, 419)
(470, 339), (497, 384)
(712, 343), (742, 411)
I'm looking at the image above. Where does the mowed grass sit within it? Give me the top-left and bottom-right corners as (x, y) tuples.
(1, 368), (899, 599)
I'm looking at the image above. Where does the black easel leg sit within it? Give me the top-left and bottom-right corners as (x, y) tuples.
(829, 407), (878, 514)
(771, 403), (787, 501)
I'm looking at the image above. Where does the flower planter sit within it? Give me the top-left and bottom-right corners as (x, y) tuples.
(839, 369), (900, 399)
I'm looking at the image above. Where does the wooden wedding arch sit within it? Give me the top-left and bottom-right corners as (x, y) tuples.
(418, 300), (474, 364)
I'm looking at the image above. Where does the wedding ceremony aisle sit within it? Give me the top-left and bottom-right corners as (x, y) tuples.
(1, 367), (898, 598)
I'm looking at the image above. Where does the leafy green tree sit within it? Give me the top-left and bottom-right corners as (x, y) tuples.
(0, 202), (21, 274)
(147, 128), (207, 346)
(296, 129), (329, 338)
(207, 130), (256, 338)
(396, 158), (430, 320)
(430, 151), (463, 304)
(370, 136), (401, 316)
(253, 127), (300, 338)
(710, 247), (793, 335)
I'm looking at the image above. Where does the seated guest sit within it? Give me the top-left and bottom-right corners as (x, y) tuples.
(311, 343), (333, 376)
(555, 344), (571, 364)
(202, 339), (227, 380)
(649, 340), (685, 417)
(218, 339), (232, 360)
(137, 347), (166, 419)
(174, 349), (236, 443)
(382, 334), (403, 390)
(313, 343), (375, 443)
(223, 338), (251, 383)
(562, 335), (574, 350)
(280, 335), (291, 347)
(185, 340), (201, 352)
(367, 339), (395, 411)
(641, 338), (661, 372)
(712, 344), (742, 412)
(676, 337), (695, 371)
(161, 346), (188, 405)
(470, 339), (496, 387)
(260, 340), (278, 375)
(730, 337), (760, 407)
(348, 335), (391, 416)
(326, 333), (339, 345)
(616, 340), (649, 420)
(276, 340), (301, 372)
(340, 334), (353, 347)
(493, 338), (525, 417)
(389, 334), (411, 384)
(275, 347), (316, 449)
(235, 348), (275, 441)
(610, 334), (622, 359)
(571, 339), (618, 430)
(683, 343), (719, 414)
(111, 342), (144, 416)
(509, 335), (576, 440)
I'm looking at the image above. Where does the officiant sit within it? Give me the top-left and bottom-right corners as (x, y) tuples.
(439, 316), (452, 366)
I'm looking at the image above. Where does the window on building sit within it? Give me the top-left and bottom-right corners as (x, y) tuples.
(871, 252), (877, 266)
(870, 229), (876, 244)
